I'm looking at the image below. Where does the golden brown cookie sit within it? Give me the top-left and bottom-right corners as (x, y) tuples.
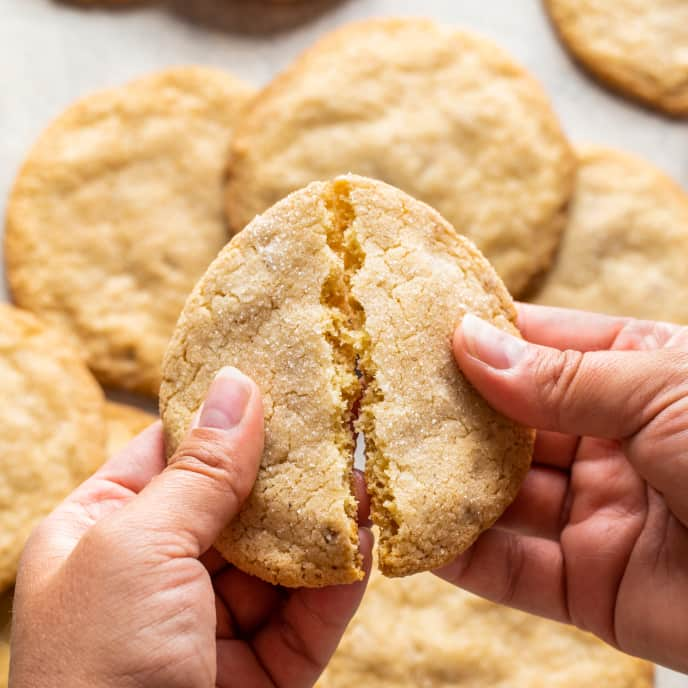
(0, 304), (106, 593)
(5, 67), (256, 396)
(105, 402), (156, 456)
(161, 176), (533, 585)
(0, 589), (10, 688)
(531, 146), (688, 322)
(545, 0), (688, 116)
(316, 569), (654, 687)
(225, 17), (575, 297)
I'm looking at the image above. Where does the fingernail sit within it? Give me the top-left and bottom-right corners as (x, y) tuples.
(461, 314), (527, 370)
(195, 367), (251, 430)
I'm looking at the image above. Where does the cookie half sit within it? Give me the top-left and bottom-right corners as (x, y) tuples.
(105, 402), (157, 456)
(545, 0), (688, 116)
(161, 176), (533, 585)
(226, 17), (575, 297)
(316, 569), (654, 687)
(531, 146), (688, 323)
(5, 67), (256, 396)
(0, 304), (106, 593)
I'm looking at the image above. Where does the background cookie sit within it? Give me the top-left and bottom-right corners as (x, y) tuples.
(104, 402), (156, 456)
(0, 590), (10, 688)
(530, 146), (688, 323)
(225, 17), (575, 297)
(316, 569), (654, 688)
(0, 304), (105, 593)
(545, 0), (688, 116)
(162, 176), (532, 584)
(5, 67), (256, 396)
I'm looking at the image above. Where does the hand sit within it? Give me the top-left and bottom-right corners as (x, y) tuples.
(9, 367), (372, 688)
(439, 304), (688, 674)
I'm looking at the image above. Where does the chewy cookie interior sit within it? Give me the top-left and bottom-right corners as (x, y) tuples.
(321, 181), (398, 558)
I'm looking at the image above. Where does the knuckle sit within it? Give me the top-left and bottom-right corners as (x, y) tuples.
(169, 436), (247, 506)
(534, 349), (585, 426)
(76, 518), (127, 566)
(498, 533), (526, 608)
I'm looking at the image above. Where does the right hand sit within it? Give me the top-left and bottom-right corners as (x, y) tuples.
(439, 303), (688, 674)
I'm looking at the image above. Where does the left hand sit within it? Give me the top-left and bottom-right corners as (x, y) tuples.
(9, 367), (372, 688)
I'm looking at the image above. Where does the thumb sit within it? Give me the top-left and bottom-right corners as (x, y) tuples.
(115, 366), (264, 558)
(454, 314), (688, 441)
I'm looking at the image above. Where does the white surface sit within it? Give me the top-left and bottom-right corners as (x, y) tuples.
(0, 0), (686, 684)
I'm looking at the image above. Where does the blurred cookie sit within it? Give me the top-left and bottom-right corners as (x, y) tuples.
(316, 569), (654, 687)
(545, 0), (688, 116)
(226, 17), (575, 296)
(0, 589), (9, 688)
(161, 176), (532, 584)
(6, 67), (256, 396)
(105, 402), (156, 456)
(0, 304), (105, 593)
(531, 146), (688, 322)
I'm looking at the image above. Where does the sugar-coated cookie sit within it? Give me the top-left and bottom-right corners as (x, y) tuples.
(0, 304), (105, 593)
(162, 176), (533, 585)
(6, 67), (256, 395)
(316, 569), (654, 687)
(545, 0), (688, 116)
(531, 146), (688, 323)
(226, 17), (575, 296)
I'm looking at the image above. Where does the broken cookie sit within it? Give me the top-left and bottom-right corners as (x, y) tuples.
(160, 175), (533, 587)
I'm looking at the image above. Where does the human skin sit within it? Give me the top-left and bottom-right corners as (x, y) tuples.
(440, 303), (688, 674)
(8, 367), (372, 688)
(9, 304), (688, 681)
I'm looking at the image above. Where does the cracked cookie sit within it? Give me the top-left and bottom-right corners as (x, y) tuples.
(5, 66), (256, 396)
(545, 0), (688, 116)
(105, 402), (157, 456)
(225, 17), (575, 297)
(161, 175), (533, 585)
(0, 304), (106, 593)
(316, 568), (654, 687)
(530, 146), (688, 323)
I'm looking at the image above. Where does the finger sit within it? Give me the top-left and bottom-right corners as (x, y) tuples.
(516, 303), (685, 353)
(251, 528), (373, 688)
(496, 466), (569, 540)
(214, 567), (283, 637)
(109, 367), (264, 559)
(516, 303), (629, 351)
(435, 529), (569, 623)
(454, 314), (688, 440)
(20, 424), (167, 581)
(215, 592), (235, 640)
(216, 641), (275, 688)
(533, 430), (580, 470)
(628, 398), (688, 527)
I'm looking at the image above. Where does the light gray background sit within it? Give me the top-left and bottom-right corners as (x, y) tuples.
(0, 1), (686, 684)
